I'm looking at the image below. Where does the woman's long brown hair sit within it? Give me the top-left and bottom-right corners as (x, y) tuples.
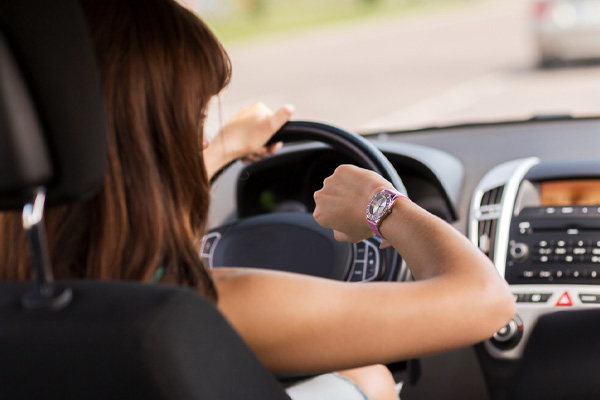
(0, 0), (230, 301)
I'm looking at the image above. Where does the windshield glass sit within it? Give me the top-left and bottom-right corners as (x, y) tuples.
(185, 0), (600, 134)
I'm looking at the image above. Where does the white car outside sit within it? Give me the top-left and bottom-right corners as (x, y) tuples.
(532, 0), (600, 66)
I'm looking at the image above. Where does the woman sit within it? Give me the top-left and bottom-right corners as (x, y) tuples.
(0, 0), (515, 399)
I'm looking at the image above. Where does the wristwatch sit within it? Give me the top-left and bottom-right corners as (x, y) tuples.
(366, 189), (407, 239)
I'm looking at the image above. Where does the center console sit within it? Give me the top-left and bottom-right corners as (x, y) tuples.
(470, 158), (600, 360)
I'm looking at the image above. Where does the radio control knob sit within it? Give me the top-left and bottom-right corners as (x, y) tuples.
(510, 242), (529, 262)
(493, 320), (518, 343)
(490, 315), (523, 350)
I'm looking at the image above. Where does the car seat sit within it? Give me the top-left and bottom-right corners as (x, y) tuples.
(510, 309), (600, 400)
(0, 0), (290, 398)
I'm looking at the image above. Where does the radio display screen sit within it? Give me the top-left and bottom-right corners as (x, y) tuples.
(540, 179), (600, 206)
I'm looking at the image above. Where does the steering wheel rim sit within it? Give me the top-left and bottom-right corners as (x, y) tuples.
(205, 120), (406, 283)
(269, 120), (406, 195)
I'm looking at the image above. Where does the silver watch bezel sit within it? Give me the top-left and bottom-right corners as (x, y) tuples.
(366, 190), (396, 225)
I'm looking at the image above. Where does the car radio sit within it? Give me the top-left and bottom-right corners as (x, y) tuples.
(505, 179), (600, 285)
(471, 159), (600, 359)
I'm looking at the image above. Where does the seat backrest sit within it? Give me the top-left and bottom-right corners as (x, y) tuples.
(510, 309), (600, 400)
(0, 281), (290, 399)
(0, 1), (290, 398)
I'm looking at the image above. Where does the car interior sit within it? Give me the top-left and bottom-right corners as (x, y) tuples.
(4, 0), (600, 399)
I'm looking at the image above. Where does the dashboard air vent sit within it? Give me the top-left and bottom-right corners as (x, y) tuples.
(481, 186), (504, 206)
(477, 185), (504, 260)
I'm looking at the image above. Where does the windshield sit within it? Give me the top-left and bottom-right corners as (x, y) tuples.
(187, 0), (600, 134)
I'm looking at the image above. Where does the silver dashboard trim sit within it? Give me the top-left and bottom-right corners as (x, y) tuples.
(470, 157), (544, 360)
(493, 157), (540, 277)
(469, 157), (540, 277)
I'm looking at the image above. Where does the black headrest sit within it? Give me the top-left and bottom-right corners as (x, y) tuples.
(0, 0), (106, 210)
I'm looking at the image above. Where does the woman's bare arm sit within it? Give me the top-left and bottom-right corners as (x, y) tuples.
(213, 165), (515, 374)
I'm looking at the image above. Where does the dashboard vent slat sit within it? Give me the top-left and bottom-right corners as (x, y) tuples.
(477, 185), (504, 259)
(481, 186), (504, 206)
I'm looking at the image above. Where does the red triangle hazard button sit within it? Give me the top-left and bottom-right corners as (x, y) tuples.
(556, 291), (573, 306)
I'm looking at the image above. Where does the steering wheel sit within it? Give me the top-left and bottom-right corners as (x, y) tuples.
(202, 121), (407, 283)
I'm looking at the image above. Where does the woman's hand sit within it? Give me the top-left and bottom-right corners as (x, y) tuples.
(204, 102), (294, 178)
(313, 165), (394, 243)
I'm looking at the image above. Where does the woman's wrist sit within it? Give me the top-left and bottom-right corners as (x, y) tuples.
(377, 193), (416, 252)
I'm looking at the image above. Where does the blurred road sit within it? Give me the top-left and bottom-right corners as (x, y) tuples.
(206, 0), (600, 135)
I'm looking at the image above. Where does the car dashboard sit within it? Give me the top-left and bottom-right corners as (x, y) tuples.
(209, 116), (600, 399)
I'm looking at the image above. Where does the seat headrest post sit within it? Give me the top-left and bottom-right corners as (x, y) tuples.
(20, 188), (72, 311)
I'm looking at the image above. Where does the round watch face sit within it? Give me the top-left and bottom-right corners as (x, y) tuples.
(369, 194), (388, 218)
(367, 191), (392, 220)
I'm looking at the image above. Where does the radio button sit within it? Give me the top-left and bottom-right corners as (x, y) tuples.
(553, 270), (564, 279)
(555, 255), (574, 263)
(539, 270), (552, 279)
(564, 269), (580, 278)
(510, 243), (529, 262)
(518, 222), (531, 235)
(580, 294), (600, 304)
(521, 270), (535, 279)
(541, 293), (552, 302)
(530, 293), (552, 303)
(538, 255), (550, 263)
(514, 293), (528, 303)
